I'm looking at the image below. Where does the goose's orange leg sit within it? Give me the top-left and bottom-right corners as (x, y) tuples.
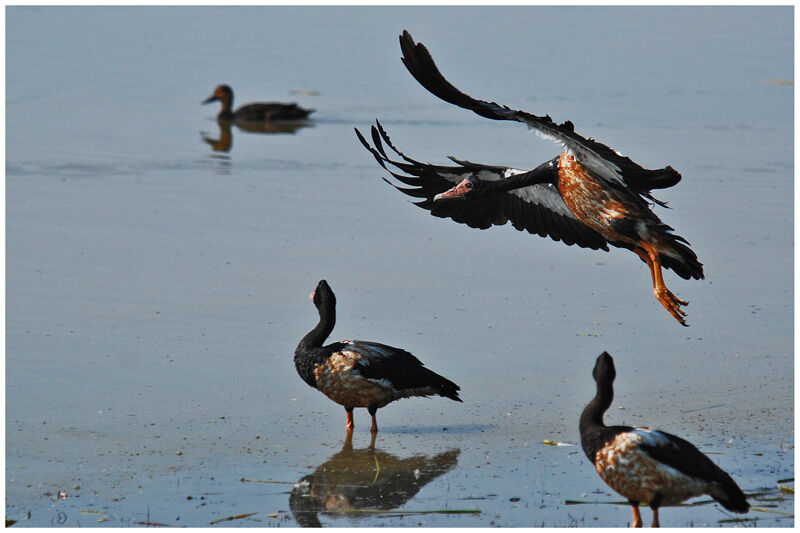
(651, 508), (660, 528)
(631, 503), (643, 528)
(368, 405), (379, 434)
(634, 243), (688, 326)
(345, 407), (354, 429)
(343, 426), (354, 449)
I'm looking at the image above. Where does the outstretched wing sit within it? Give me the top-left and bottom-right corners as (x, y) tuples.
(399, 30), (681, 205)
(356, 121), (609, 251)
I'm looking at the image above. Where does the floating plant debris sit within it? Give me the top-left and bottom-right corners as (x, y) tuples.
(750, 506), (794, 517)
(209, 512), (257, 525)
(718, 517), (759, 524)
(331, 508), (480, 517)
(239, 477), (294, 484)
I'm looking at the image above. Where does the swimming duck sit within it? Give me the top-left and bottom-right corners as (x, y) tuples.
(202, 84), (314, 122)
(356, 31), (703, 326)
(294, 279), (462, 433)
(580, 352), (749, 527)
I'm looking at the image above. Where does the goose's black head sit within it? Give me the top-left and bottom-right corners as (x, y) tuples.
(592, 351), (616, 386)
(203, 84), (233, 105)
(310, 279), (336, 310)
(433, 176), (486, 201)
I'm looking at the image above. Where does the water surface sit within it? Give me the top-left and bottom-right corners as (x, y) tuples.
(6, 6), (793, 527)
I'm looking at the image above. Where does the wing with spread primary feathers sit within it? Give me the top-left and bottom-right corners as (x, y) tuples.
(356, 121), (609, 251)
(399, 30), (681, 206)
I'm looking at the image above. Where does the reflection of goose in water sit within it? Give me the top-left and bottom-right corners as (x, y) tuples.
(289, 431), (460, 527)
(201, 116), (312, 153)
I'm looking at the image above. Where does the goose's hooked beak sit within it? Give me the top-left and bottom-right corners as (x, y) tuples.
(433, 178), (471, 201)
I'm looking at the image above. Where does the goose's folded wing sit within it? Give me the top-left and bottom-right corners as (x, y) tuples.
(356, 121), (608, 251)
(399, 30), (681, 198)
(344, 340), (460, 399)
(632, 429), (738, 485)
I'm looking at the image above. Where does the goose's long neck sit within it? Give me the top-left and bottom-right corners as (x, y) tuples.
(489, 157), (559, 193)
(298, 300), (335, 350)
(580, 378), (614, 434)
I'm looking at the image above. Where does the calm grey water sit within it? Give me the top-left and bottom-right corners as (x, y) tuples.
(6, 6), (793, 527)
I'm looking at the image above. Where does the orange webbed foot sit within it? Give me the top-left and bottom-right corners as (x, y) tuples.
(635, 242), (692, 327)
(654, 287), (689, 326)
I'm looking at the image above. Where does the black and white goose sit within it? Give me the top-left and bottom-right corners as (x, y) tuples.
(294, 279), (462, 433)
(580, 352), (749, 527)
(356, 31), (703, 326)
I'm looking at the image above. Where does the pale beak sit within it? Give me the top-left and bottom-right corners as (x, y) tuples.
(433, 179), (472, 201)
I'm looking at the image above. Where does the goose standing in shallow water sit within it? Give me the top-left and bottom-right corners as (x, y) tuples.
(203, 84), (314, 122)
(357, 31), (703, 326)
(294, 280), (462, 433)
(580, 352), (749, 527)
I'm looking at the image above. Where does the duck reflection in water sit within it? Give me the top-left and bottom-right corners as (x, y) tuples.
(289, 430), (460, 527)
(201, 116), (314, 153)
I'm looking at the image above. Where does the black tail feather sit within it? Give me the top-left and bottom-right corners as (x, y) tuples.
(424, 367), (462, 402)
(661, 231), (704, 280)
(709, 477), (750, 513)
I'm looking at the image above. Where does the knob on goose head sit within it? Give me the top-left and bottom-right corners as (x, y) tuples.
(310, 279), (335, 308)
(434, 177), (482, 201)
(593, 351), (616, 385)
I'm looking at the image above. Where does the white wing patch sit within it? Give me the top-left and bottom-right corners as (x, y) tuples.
(364, 377), (394, 389)
(511, 182), (578, 219)
(340, 340), (396, 362)
(632, 428), (677, 449)
(502, 168), (528, 179)
(527, 122), (625, 187)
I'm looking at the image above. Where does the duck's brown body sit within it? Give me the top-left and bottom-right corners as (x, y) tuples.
(203, 84), (313, 122)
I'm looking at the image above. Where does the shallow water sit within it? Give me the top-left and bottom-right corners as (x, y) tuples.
(6, 6), (793, 527)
